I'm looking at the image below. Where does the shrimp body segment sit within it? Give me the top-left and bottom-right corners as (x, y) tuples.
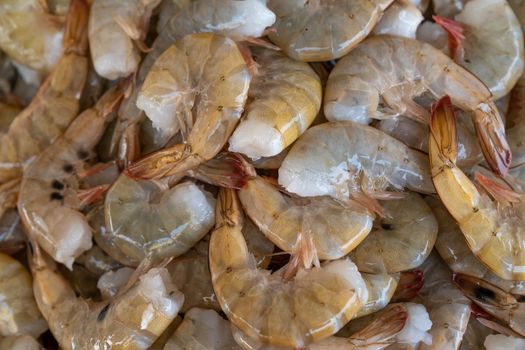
(129, 33), (251, 179)
(324, 35), (511, 175)
(209, 188), (368, 348)
(228, 47), (322, 160)
(267, 0), (394, 62)
(430, 96), (525, 280)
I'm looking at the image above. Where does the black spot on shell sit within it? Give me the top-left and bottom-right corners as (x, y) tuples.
(77, 150), (89, 160)
(97, 304), (110, 322)
(50, 192), (64, 201)
(63, 164), (74, 173)
(474, 287), (495, 302)
(51, 180), (64, 190)
(381, 222), (393, 230)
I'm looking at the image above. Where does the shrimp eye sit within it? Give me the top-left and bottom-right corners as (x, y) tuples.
(97, 304), (110, 322)
(474, 286), (495, 302)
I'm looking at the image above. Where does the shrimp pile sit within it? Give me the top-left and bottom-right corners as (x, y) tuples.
(1, 0), (525, 348)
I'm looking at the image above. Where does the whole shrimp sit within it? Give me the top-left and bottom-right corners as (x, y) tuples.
(429, 95), (525, 280)
(17, 80), (127, 268)
(127, 33), (251, 179)
(209, 187), (369, 348)
(228, 47), (322, 160)
(0, 0), (89, 185)
(0, 0), (64, 74)
(88, 0), (161, 80)
(349, 192), (438, 274)
(266, 0), (394, 62)
(324, 35), (511, 175)
(278, 121), (434, 216)
(427, 196), (525, 295)
(0, 253), (47, 338)
(30, 244), (184, 349)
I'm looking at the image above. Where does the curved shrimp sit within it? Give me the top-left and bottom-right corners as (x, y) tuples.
(126, 33), (251, 179)
(17, 80), (127, 268)
(228, 46), (322, 160)
(349, 192), (438, 274)
(88, 0), (161, 80)
(453, 273), (525, 337)
(209, 187), (368, 348)
(0, 253), (47, 338)
(324, 35), (511, 175)
(30, 245), (184, 350)
(278, 121), (434, 216)
(372, 0), (423, 39)
(427, 196), (525, 295)
(429, 95), (525, 280)
(0, 0), (64, 74)
(266, 0), (393, 62)
(0, 0), (89, 185)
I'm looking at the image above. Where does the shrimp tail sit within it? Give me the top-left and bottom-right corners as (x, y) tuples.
(189, 152), (257, 189)
(474, 172), (522, 204)
(429, 96), (458, 174)
(349, 304), (408, 346)
(62, 0), (89, 55)
(392, 270), (424, 302)
(433, 16), (465, 61)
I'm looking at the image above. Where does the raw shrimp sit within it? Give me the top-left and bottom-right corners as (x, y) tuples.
(324, 35), (511, 175)
(164, 308), (241, 350)
(127, 33), (251, 179)
(17, 80), (127, 268)
(209, 188), (368, 348)
(427, 196), (525, 295)
(239, 175), (374, 260)
(453, 274), (525, 337)
(0, 0), (64, 73)
(0, 0), (89, 185)
(102, 176), (215, 266)
(88, 0), (161, 80)
(484, 334), (525, 350)
(349, 192), (438, 274)
(372, 0), (423, 39)
(355, 273), (399, 319)
(429, 96), (525, 280)
(416, 252), (471, 350)
(278, 121), (434, 212)
(228, 46), (322, 160)
(266, 0), (394, 62)
(0, 335), (42, 350)
(0, 253), (47, 337)
(112, 0), (275, 163)
(30, 245), (184, 350)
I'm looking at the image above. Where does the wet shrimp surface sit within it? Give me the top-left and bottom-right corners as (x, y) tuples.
(1, 0), (525, 348)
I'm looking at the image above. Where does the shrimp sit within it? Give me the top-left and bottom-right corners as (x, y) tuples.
(453, 274), (525, 337)
(427, 196), (525, 295)
(164, 308), (241, 350)
(372, 0), (423, 39)
(0, 0), (89, 185)
(209, 188), (368, 348)
(0, 0), (64, 74)
(88, 0), (161, 80)
(17, 80), (127, 268)
(228, 46), (322, 160)
(0, 335), (42, 350)
(0, 253), (47, 338)
(429, 95), (525, 280)
(266, 0), (394, 62)
(355, 273), (399, 319)
(349, 192), (438, 274)
(30, 245), (184, 349)
(278, 121), (434, 215)
(436, 0), (524, 99)
(324, 35), (511, 175)
(484, 334), (525, 350)
(126, 33), (251, 179)
(101, 176), (215, 266)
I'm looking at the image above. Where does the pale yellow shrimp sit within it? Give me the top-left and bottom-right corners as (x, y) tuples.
(427, 196), (525, 295)
(0, 253), (47, 338)
(126, 33), (251, 179)
(349, 192), (438, 274)
(0, 0), (89, 185)
(209, 188), (368, 348)
(228, 46), (322, 160)
(18, 80), (127, 268)
(324, 35), (511, 175)
(88, 0), (161, 80)
(266, 0), (393, 62)
(430, 95), (525, 280)
(0, 0), (65, 74)
(30, 245), (184, 350)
